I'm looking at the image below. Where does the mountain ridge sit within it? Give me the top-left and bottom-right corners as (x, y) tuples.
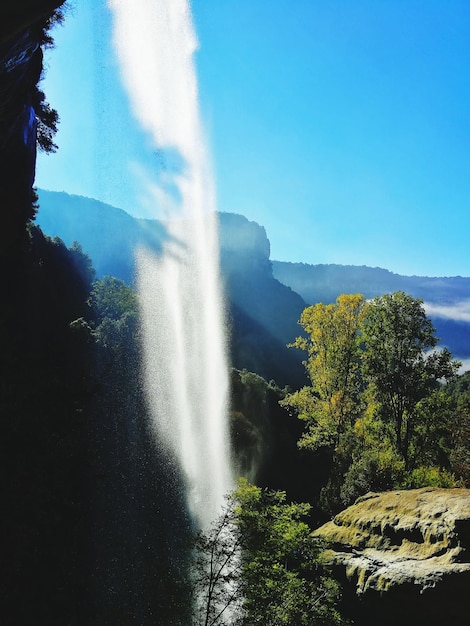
(274, 259), (469, 280)
(36, 189), (307, 387)
(36, 189), (470, 377)
(272, 260), (470, 304)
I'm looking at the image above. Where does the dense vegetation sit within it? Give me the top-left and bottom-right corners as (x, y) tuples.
(282, 292), (467, 513)
(36, 193), (309, 388)
(8, 238), (468, 621)
(192, 479), (347, 626)
(2, 227), (96, 623)
(191, 294), (470, 624)
(1, 228), (193, 624)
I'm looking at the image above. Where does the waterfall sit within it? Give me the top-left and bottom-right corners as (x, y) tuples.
(107, 0), (233, 529)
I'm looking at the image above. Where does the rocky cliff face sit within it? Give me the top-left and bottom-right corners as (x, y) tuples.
(315, 488), (470, 625)
(0, 1), (64, 260)
(0, 2), (64, 44)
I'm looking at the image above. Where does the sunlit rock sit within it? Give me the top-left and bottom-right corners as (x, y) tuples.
(314, 488), (470, 625)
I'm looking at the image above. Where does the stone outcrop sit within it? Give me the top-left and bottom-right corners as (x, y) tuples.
(314, 488), (470, 625)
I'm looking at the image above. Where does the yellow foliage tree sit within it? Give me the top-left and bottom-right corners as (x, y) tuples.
(281, 294), (365, 452)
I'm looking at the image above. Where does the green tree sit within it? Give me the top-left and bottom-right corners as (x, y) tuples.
(234, 480), (345, 626)
(444, 374), (470, 486)
(33, 7), (65, 153)
(33, 88), (59, 153)
(280, 294), (366, 510)
(284, 292), (461, 509)
(450, 391), (470, 486)
(91, 275), (138, 322)
(192, 480), (346, 626)
(361, 292), (460, 468)
(192, 502), (243, 626)
(281, 294), (365, 452)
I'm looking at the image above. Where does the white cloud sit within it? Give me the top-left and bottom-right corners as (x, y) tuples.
(456, 358), (470, 374)
(424, 299), (470, 323)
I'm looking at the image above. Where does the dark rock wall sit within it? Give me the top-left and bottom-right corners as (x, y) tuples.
(0, 31), (40, 257)
(0, 3), (62, 261)
(0, 2), (65, 44)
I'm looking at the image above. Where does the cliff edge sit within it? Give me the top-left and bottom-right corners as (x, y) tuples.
(0, 1), (64, 260)
(314, 488), (470, 625)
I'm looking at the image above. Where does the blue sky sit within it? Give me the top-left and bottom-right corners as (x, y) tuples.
(37, 0), (470, 277)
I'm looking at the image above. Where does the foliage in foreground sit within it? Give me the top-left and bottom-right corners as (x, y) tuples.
(192, 479), (347, 626)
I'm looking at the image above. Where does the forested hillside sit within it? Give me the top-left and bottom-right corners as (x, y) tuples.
(37, 190), (308, 387)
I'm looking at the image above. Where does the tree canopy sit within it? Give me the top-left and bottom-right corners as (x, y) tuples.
(282, 291), (462, 511)
(282, 294), (365, 452)
(361, 292), (459, 467)
(192, 479), (346, 626)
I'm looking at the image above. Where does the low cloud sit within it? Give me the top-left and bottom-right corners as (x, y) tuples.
(424, 299), (470, 323)
(456, 358), (470, 374)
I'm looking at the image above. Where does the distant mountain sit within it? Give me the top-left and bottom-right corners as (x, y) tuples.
(217, 213), (306, 385)
(272, 261), (470, 305)
(36, 190), (167, 283)
(37, 189), (470, 379)
(36, 190), (307, 388)
(272, 261), (470, 364)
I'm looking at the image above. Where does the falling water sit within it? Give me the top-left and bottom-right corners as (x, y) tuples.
(108, 0), (233, 529)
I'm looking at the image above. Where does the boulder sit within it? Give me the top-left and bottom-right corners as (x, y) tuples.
(314, 488), (470, 625)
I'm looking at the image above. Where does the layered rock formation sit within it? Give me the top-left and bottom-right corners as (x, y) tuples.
(315, 488), (470, 625)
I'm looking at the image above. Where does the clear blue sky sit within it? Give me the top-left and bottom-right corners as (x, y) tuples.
(36, 0), (470, 277)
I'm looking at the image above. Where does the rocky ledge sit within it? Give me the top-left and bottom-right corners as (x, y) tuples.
(314, 488), (470, 625)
